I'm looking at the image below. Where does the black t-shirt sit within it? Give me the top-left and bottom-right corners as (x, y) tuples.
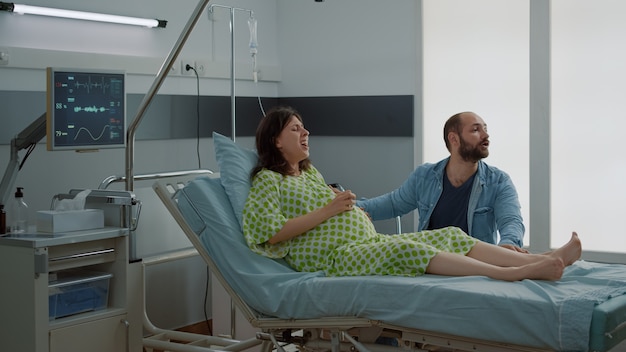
(427, 172), (476, 233)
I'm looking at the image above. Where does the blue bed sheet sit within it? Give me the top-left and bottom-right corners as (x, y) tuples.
(176, 175), (626, 351)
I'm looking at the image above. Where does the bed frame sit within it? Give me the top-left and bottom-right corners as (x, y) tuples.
(147, 174), (614, 352)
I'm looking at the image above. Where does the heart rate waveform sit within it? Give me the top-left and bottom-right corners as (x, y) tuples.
(65, 124), (122, 142)
(61, 74), (123, 96)
(72, 79), (109, 94)
(73, 106), (110, 113)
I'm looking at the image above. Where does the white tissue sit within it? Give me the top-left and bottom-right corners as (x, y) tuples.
(55, 189), (91, 211)
(37, 190), (104, 233)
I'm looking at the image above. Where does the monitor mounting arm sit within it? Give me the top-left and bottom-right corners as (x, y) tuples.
(0, 112), (47, 206)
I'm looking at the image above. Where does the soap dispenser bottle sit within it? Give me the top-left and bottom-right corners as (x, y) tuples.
(10, 187), (28, 234)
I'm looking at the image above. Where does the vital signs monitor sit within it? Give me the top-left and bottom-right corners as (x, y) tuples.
(46, 67), (126, 151)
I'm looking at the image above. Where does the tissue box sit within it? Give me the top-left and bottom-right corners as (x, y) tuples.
(37, 209), (105, 233)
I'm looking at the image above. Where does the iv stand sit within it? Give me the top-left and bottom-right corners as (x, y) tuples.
(208, 4), (254, 143)
(207, 4), (254, 340)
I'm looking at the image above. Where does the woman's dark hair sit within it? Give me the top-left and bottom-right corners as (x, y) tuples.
(251, 106), (311, 178)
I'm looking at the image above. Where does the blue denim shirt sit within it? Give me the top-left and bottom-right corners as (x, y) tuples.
(356, 158), (524, 247)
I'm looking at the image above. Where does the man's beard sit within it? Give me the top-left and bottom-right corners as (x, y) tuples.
(459, 137), (489, 162)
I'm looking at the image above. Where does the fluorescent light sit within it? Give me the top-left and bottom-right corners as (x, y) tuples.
(0, 2), (167, 28)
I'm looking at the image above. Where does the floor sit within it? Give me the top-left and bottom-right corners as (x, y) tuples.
(145, 320), (212, 352)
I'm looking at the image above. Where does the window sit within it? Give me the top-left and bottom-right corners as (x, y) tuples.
(423, 0), (530, 246)
(551, 0), (626, 255)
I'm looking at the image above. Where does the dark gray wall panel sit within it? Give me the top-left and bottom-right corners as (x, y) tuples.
(0, 92), (413, 143)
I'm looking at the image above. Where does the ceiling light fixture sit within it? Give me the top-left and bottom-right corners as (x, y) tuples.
(0, 2), (167, 28)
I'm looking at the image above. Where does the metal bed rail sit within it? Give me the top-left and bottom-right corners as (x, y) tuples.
(99, 169), (213, 190)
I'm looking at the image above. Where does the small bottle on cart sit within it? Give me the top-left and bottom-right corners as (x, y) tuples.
(10, 187), (28, 234)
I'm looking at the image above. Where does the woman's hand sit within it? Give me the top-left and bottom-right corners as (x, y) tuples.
(268, 190), (355, 245)
(327, 190), (356, 216)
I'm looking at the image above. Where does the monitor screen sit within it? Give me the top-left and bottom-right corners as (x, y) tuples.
(46, 67), (126, 151)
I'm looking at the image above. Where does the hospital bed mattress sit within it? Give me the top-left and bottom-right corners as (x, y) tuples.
(175, 175), (626, 352)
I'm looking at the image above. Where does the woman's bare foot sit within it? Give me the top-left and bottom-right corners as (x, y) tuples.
(551, 232), (582, 266)
(523, 257), (565, 281)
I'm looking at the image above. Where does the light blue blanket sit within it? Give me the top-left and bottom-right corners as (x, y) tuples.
(176, 175), (626, 351)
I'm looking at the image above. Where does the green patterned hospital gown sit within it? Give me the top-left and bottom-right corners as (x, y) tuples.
(242, 166), (477, 277)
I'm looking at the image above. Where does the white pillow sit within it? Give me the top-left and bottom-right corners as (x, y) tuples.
(213, 132), (258, 229)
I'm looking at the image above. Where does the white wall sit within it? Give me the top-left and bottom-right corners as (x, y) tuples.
(276, 0), (418, 97)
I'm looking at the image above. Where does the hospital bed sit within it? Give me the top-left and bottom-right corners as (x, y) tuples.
(148, 133), (626, 352)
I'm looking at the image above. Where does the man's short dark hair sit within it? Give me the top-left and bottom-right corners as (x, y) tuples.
(443, 112), (466, 151)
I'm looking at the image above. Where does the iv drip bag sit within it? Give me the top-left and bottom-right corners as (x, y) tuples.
(248, 16), (258, 55)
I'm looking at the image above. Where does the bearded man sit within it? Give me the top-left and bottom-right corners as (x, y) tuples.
(357, 112), (527, 252)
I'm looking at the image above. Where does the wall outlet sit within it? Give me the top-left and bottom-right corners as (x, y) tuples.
(194, 60), (208, 76)
(181, 60), (195, 76)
